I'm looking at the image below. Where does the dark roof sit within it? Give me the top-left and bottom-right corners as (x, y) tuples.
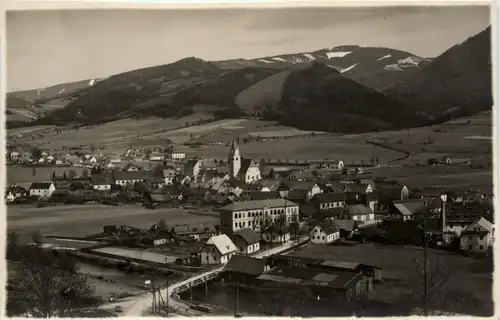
(29, 182), (53, 190)
(239, 158), (253, 175)
(220, 198), (299, 212)
(343, 183), (370, 193)
(233, 228), (261, 245)
(331, 219), (358, 231)
(121, 162), (143, 171)
(316, 220), (339, 235)
(227, 178), (248, 189)
(286, 189), (308, 200)
(257, 265), (362, 290)
(445, 202), (493, 223)
(392, 199), (428, 216)
(185, 159), (200, 167)
(311, 192), (346, 203)
(299, 204), (318, 217)
(245, 191), (281, 201)
(281, 180), (314, 191)
(91, 173), (114, 185)
(461, 230), (489, 236)
(345, 204), (374, 216)
(224, 255), (267, 276)
(114, 171), (144, 181)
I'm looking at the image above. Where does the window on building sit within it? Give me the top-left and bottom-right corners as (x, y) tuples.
(322, 236), (325, 240)
(479, 245), (484, 250)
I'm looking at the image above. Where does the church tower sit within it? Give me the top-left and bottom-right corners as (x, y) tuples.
(228, 138), (241, 177)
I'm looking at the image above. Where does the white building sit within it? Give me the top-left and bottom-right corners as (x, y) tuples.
(10, 151), (20, 160)
(310, 221), (340, 244)
(200, 234), (237, 265)
(114, 171), (144, 187)
(169, 150), (186, 160)
(337, 205), (376, 224)
(163, 169), (176, 185)
(149, 152), (165, 161)
(92, 174), (113, 191)
(219, 198), (299, 234)
(228, 139), (261, 184)
(231, 228), (261, 255)
(29, 182), (56, 199)
(460, 217), (494, 253)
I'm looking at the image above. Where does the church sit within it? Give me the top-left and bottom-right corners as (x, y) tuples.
(228, 139), (261, 184)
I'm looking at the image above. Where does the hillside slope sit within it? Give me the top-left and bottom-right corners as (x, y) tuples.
(216, 45), (430, 91)
(262, 62), (429, 133)
(384, 27), (492, 119)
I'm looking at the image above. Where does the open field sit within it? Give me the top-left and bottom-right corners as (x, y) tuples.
(181, 134), (403, 163)
(287, 243), (492, 303)
(7, 205), (218, 238)
(90, 247), (179, 264)
(6, 165), (87, 186)
(369, 165), (493, 192)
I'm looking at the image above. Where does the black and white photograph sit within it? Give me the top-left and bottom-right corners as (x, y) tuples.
(3, 4), (495, 318)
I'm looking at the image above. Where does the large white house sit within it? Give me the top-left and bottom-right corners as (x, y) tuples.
(29, 182), (56, 199)
(310, 220), (340, 244)
(200, 234), (237, 265)
(219, 198), (299, 234)
(228, 139), (261, 184)
(460, 217), (494, 253)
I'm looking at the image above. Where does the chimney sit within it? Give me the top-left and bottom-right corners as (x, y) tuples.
(440, 193), (448, 233)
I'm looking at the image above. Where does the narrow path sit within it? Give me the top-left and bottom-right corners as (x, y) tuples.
(365, 140), (412, 164)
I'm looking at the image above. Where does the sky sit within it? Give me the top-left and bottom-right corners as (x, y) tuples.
(7, 6), (490, 92)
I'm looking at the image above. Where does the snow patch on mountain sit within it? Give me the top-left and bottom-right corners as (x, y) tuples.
(258, 59), (273, 64)
(291, 57), (305, 64)
(398, 56), (420, 66)
(58, 89), (66, 95)
(377, 54), (392, 61)
(384, 64), (404, 71)
(340, 63), (359, 73)
(89, 79), (96, 86)
(303, 53), (315, 61)
(326, 51), (352, 59)
(272, 57), (287, 62)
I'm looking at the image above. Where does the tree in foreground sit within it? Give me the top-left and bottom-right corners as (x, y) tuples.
(6, 238), (102, 317)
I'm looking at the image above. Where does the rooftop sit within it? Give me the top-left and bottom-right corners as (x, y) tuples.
(220, 198), (299, 212)
(224, 255), (267, 276)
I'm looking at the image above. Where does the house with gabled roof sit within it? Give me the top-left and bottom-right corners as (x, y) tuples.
(310, 192), (347, 211)
(334, 204), (375, 225)
(91, 173), (114, 191)
(231, 228), (261, 255)
(389, 199), (427, 221)
(29, 182), (56, 199)
(200, 234), (237, 265)
(460, 217), (494, 253)
(331, 219), (359, 239)
(310, 220), (340, 244)
(121, 162), (143, 172)
(114, 171), (144, 188)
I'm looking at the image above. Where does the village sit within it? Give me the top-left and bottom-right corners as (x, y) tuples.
(5, 136), (494, 317)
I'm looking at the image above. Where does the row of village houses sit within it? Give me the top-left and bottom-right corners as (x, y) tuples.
(6, 147), (187, 166)
(8, 163), (493, 253)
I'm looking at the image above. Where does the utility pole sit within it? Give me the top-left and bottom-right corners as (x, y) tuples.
(423, 202), (429, 317)
(234, 280), (240, 316)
